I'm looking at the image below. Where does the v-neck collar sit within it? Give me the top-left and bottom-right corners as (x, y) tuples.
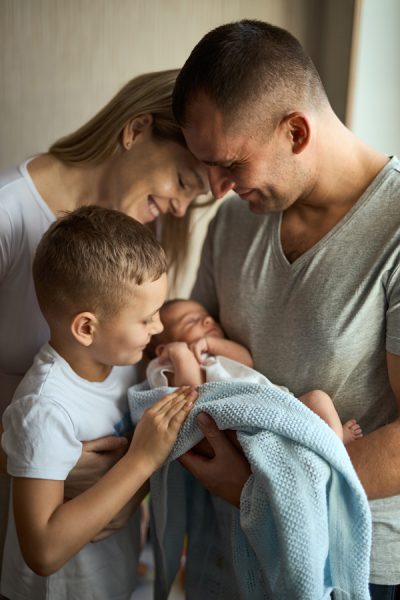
(273, 156), (398, 270)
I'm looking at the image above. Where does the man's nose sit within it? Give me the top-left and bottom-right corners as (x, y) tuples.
(207, 167), (235, 199)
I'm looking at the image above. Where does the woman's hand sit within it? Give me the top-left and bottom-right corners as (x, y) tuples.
(129, 386), (198, 473)
(179, 412), (251, 508)
(64, 435), (129, 500)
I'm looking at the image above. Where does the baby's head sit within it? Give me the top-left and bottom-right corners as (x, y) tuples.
(153, 299), (225, 350)
(33, 205), (167, 363)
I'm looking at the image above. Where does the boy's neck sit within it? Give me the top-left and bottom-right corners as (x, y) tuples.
(49, 339), (113, 382)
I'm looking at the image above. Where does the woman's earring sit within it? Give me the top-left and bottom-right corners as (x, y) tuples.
(125, 141), (132, 150)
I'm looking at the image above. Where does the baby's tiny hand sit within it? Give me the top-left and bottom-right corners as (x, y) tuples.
(158, 342), (189, 364)
(190, 338), (209, 363)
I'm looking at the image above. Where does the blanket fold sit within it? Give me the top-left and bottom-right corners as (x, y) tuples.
(128, 380), (371, 600)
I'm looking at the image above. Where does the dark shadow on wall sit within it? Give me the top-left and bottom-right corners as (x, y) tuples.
(286, 0), (355, 123)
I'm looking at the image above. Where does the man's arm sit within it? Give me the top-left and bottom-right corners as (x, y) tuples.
(346, 351), (400, 499)
(180, 353), (400, 506)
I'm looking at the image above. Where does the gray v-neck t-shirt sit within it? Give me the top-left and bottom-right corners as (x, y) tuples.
(193, 156), (400, 584)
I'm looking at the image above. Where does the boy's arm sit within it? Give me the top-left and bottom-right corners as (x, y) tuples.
(12, 386), (196, 576)
(192, 337), (254, 368)
(159, 342), (204, 387)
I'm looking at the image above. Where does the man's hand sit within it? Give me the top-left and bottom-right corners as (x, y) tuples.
(179, 413), (251, 507)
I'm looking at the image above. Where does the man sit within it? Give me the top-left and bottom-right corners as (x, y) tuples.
(173, 20), (400, 597)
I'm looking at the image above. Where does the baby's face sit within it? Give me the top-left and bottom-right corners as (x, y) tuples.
(163, 300), (225, 345)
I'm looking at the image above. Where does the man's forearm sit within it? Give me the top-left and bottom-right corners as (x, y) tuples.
(347, 419), (400, 499)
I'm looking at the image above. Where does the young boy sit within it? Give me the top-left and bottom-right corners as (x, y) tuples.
(148, 298), (362, 445)
(1, 207), (197, 600)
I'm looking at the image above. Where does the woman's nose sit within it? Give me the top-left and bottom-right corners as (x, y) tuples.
(207, 166), (235, 199)
(169, 197), (189, 218)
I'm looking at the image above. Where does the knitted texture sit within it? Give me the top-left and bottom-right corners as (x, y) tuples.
(129, 380), (371, 600)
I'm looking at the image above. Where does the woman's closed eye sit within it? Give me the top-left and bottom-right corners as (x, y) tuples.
(178, 174), (186, 190)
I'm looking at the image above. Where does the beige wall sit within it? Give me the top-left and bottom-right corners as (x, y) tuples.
(0, 0), (350, 296)
(0, 0), (324, 170)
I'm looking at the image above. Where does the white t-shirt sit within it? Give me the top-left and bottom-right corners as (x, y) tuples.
(1, 343), (140, 600)
(0, 159), (54, 416)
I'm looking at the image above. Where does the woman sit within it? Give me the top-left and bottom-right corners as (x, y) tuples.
(0, 69), (209, 599)
(0, 68), (209, 404)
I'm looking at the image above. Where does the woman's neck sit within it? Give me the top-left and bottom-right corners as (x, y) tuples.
(27, 154), (108, 216)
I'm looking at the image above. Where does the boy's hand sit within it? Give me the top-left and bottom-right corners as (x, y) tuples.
(190, 337), (209, 363)
(129, 386), (198, 472)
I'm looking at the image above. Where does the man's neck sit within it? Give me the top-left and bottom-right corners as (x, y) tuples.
(281, 122), (388, 263)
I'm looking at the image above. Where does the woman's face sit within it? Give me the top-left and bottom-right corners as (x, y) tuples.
(111, 131), (210, 224)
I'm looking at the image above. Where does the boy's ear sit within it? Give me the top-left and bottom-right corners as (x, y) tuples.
(122, 113), (153, 149)
(70, 312), (97, 347)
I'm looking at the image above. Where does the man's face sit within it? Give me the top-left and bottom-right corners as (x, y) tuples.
(182, 94), (311, 213)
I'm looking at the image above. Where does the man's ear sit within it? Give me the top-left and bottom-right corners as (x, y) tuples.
(70, 312), (98, 347)
(122, 113), (153, 149)
(281, 112), (310, 154)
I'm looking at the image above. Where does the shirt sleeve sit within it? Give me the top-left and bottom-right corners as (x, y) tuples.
(0, 205), (13, 282)
(2, 394), (82, 480)
(386, 262), (400, 355)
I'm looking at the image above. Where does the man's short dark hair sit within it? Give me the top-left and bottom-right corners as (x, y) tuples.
(173, 20), (328, 131)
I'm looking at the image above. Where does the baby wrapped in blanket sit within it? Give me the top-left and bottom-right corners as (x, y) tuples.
(129, 299), (371, 599)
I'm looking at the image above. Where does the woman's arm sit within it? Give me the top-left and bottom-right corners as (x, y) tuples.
(13, 386), (197, 576)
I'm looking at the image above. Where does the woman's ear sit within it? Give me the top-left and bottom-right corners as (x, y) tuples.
(70, 312), (97, 347)
(122, 113), (153, 149)
(281, 112), (310, 155)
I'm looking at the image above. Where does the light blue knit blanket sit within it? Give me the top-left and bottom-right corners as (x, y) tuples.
(128, 380), (371, 600)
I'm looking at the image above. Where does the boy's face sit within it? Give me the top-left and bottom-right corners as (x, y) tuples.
(91, 274), (168, 366)
(163, 300), (224, 345)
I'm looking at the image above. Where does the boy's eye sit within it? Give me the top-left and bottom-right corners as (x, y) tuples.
(178, 175), (186, 190)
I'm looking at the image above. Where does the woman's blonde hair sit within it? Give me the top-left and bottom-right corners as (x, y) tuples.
(49, 69), (185, 163)
(49, 69), (213, 281)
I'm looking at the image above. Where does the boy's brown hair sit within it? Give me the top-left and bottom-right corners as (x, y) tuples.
(33, 205), (167, 320)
